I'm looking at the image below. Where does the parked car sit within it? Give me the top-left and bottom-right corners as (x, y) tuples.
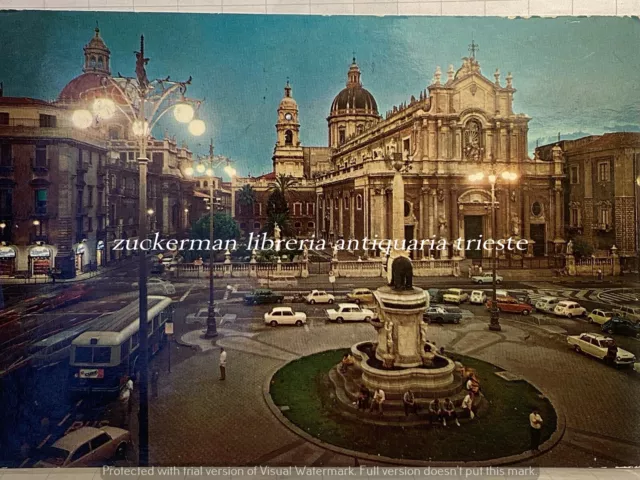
(186, 307), (220, 325)
(346, 288), (374, 304)
(326, 303), (375, 323)
(291, 292), (306, 303)
(427, 288), (444, 304)
(553, 301), (587, 318)
(588, 309), (614, 325)
(35, 426), (130, 467)
(535, 296), (560, 314)
(131, 278), (176, 295)
(507, 291), (533, 305)
(601, 317), (640, 337)
(306, 290), (335, 304)
(471, 273), (503, 285)
(612, 305), (640, 323)
(567, 332), (636, 366)
(486, 297), (532, 315)
(443, 288), (469, 305)
(264, 307), (307, 327)
(244, 289), (284, 305)
(423, 306), (462, 324)
(469, 290), (487, 305)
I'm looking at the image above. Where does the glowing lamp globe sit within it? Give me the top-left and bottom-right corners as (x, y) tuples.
(184, 167), (194, 176)
(174, 103), (195, 124)
(205, 168), (214, 176)
(132, 120), (149, 137)
(93, 98), (116, 119)
(196, 164), (206, 174)
(224, 165), (237, 177)
(147, 208), (154, 215)
(188, 119), (206, 136)
(72, 109), (93, 129)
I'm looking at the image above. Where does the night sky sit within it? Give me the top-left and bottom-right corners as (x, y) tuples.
(0, 12), (638, 176)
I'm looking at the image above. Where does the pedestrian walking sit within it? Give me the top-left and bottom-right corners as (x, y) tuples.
(219, 347), (227, 380)
(151, 368), (159, 399)
(529, 407), (543, 452)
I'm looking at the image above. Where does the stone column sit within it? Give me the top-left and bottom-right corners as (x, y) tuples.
(450, 189), (458, 241)
(329, 197), (334, 238)
(428, 189), (436, 238)
(363, 186), (369, 240)
(349, 193), (355, 239)
(316, 194), (322, 238)
(392, 170), (405, 242)
(381, 190), (388, 240)
(338, 193), (344, 239)
(554, 184), (563, 241)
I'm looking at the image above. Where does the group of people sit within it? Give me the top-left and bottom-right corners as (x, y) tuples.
(403, 391), (460, 427)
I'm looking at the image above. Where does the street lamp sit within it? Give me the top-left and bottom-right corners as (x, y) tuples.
(73, 35), (204, 467)
(469, 167), (518, 331)
(184, 141), (235, 338)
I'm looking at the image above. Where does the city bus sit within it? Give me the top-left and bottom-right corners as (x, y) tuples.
(68, 296), (173, 395)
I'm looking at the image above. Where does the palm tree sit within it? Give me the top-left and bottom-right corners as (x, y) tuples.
(237, 184), (256, 217)
(265, 212), (292, 237)
(269, 173), (297, 201)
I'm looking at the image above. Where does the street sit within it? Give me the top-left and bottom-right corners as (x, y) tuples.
(1, 267), (640, 468)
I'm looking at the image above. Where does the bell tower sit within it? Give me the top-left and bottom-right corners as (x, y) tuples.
(83, 25), (111, 75)
(273, 80), (304, 177)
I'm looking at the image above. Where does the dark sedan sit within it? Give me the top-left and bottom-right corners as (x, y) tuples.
(601, 317), (640, 338)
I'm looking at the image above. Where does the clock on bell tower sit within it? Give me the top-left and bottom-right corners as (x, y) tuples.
(273, 80), (304, 177)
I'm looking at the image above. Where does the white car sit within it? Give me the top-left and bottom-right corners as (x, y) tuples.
(535, 296), (560, 314)
(131, 278), (176, 295)
(567, 333), (636, 365)
(471, 273), (503, 284)
(186, 307), (220, 325)
(469, 290), (487, 305)
(35, 426), (130, 467)
(326, 303), (375, 323)
(306, 290), (335, 305)
(554, 300), (587, 318)
(264, 307), (307, 326)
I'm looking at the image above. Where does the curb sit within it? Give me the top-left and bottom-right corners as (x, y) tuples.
(262, 352), (566, 468)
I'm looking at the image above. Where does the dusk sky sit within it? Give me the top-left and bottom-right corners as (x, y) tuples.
(0, 12), (638, 177)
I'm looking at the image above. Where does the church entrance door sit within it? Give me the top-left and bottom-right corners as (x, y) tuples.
(531, 224), (546, 257)
(404, 225), (415, 258)
(464, 215), (483, 259)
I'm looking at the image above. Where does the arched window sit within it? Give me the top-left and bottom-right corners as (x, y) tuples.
(294, 222), (302, 228)
(356, 194), (363, 210)
(284, 130), (293, 146)
(97, 56), (104, 69)
(356, 124), (364, 134)
(203, 180), (208, 187)
(89, 56), (96, 68)
(307, 221), (315, 229)
(338, 127), (346, 145)
(253, 222), (261, 230)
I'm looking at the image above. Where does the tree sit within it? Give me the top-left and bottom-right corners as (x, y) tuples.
(269, 173), (297, 202)
(191, 212), (240, 243)
(267, 189), (288, 216)
(237, 184), (256, 217)
(570, 235), (594, 259)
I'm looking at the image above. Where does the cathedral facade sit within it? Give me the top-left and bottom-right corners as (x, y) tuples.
(236, 51), (566, 258)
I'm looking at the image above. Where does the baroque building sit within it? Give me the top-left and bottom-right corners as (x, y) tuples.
(538, 132), (640, 263)
(234, 49), (565, 259)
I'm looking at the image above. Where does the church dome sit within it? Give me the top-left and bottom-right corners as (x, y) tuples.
(58, 72), (108, 102)
(330, 59), (378, 116)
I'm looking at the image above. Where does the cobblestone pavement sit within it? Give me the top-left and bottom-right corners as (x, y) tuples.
(145, 303), (640, 468)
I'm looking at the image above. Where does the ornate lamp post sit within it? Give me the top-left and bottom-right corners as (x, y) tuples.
(185, 142), (235, 338)
(72, 35), (204, 466)
(469, 168), (518, 331)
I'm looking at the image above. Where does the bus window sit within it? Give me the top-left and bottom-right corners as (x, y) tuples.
(132, 332), (139, 349)
(75, 347), (92, 363)
(152, 316), (158, 334)
(93, 347), (111, 363)
(120, 341), (130, 361)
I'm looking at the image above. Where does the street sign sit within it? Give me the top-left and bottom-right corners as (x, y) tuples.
(165, 322), (174, 335)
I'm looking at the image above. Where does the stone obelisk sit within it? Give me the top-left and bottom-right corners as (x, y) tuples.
(392, 154), (405, 244)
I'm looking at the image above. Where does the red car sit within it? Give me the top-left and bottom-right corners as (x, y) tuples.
(42, 285), (93, 310)
(486, 296), (532, 315)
